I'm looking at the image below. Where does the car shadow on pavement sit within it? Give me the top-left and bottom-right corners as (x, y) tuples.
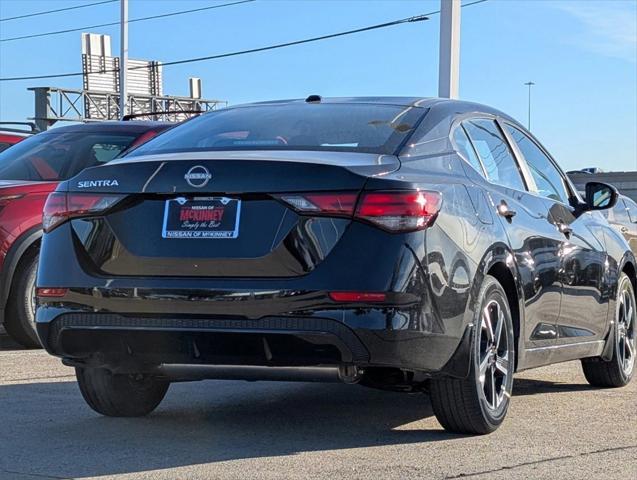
(0, 348), (602, 480)
(0, 333), (24, 351)
(513, 378), (596, 396)
(0, 379), (463, 479)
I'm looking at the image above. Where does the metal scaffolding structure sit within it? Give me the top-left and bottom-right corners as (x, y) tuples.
(28, 86), (226, 130)
(25, 33), (227, 130)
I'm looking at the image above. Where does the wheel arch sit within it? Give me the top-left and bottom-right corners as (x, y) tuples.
(441, 243), (524, 378)
(476, 245), (525, 373)
(486, 261), (521, 372)
(621, 256), (637, 293)
(601, 253), (637, 361)
(0, 225), (42, 324)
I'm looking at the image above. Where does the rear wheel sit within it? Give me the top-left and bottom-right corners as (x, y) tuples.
(582, 273), (636, 388)
(4, 249), (40, 348)
(430, 275), (515, 434)
(75, 367), (169, 417)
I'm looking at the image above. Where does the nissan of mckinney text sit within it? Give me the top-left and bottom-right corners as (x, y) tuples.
(35, 97), (636, 434)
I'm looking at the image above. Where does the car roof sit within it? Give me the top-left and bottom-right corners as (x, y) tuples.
(39, 121), (173, 135)
(239, 96), (434, 108)
(219, 96), (517, 122)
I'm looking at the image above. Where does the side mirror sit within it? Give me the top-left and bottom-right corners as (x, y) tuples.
(584, 182), (618, 211)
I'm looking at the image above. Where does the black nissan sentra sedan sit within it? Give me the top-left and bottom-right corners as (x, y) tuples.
(35, 97), (636, 434)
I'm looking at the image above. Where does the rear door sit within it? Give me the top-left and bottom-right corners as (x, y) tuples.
(461, 118), (563, 348)
(502, 122), (608, 344)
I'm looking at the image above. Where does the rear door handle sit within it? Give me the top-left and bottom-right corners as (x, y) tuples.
(497, 201), (516, 220)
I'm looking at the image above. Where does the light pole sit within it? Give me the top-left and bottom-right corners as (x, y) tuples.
(438, 0), (461, 99)
(524, 81), (535, 130)
(119, 0), (128, 120)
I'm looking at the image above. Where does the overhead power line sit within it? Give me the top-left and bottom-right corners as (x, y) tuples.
(0, 0), (489, 83)
(0, 14), (428, 82)
(0, 0), (116, 23)
(160, 14), (429, 68)
(0, 0), (255, 42)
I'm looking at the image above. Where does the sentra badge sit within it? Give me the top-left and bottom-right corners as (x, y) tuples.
(77, 179), (120, 188)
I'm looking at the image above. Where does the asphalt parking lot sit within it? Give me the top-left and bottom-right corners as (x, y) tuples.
(1, 332), (635, 480)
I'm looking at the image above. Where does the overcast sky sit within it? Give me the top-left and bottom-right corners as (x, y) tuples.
(0, 0), (635, 171)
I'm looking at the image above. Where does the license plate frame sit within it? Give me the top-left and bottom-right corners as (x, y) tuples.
(161, 196), (241, 239)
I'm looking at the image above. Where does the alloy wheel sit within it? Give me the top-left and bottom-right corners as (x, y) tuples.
(478, 299), (511, 410)
(617, 285), (636, 377)
(27, 268), (37, 324)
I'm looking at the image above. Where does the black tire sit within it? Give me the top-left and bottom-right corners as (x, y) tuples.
(75, 367), (170, 417)
(430, 275), (515, 435)
(4, 249), (40, 348)
(582, 273), (636, 388)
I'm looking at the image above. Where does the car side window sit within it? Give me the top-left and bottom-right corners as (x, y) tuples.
(463, 119), (526, 191)
(91, 142), (130, 164)
(504, 124), (569, 204)
(613, 199), (631, 224)
(624, 197), (637, 223)
(453, 126), (484, 176)
(64, 134), (137, 179)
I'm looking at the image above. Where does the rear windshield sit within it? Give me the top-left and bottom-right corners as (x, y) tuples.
(0, 131), (137, 181)
(127, 103), (426, 157)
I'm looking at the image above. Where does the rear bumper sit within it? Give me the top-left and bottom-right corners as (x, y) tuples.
(36, 308), (469, 377)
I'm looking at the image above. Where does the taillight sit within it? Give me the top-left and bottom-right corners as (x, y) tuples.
(356, 191), (442, 232)
(277, 193), (357, 216)
(278, 190), (442, 233)
(42, 192), (124, 233)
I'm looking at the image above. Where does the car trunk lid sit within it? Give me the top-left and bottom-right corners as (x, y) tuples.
(65, 151), (399, 277)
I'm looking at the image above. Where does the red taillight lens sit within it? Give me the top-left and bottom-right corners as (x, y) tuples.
(278, 190), (442, 233)
(355, 191), (442, 232)
(329, 292), (387, 303)
(277, 192), (358, 216)
(42, 193), (67, 233)
(36, 287), (68, 298)
(42, 192), (124, 233)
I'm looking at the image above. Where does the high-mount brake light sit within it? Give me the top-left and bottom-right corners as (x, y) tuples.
(42, 192), (124, 233)
(278, 190), (442, 233)
(128, 129), (160, 148)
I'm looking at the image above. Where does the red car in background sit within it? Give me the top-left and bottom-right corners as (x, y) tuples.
(0, 121), (173, 347)
(0, 122), (39, 152)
